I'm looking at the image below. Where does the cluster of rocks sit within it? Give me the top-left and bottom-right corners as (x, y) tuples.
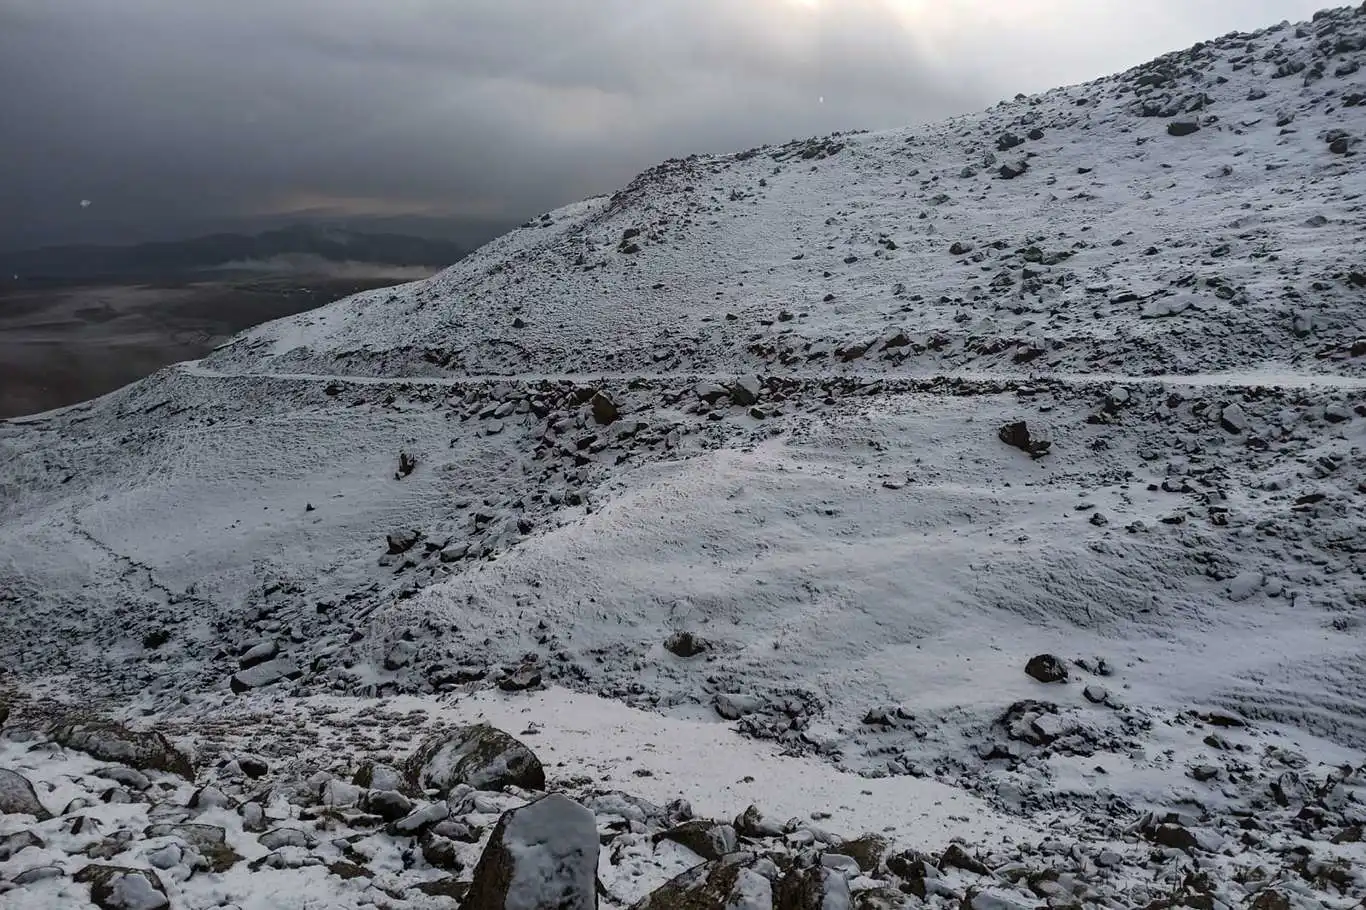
(185, 372), (1363, 714)
(1118, 3), (1366, 121)
(1083, 380), (1363, 545)
(5, 701), (1363, 910)
(767, 133), (853, 163)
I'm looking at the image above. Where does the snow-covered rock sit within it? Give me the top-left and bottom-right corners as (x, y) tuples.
(0, 769), (49, 820)
(74, 865), (170, 910)
(465, 793), (599, 910)
(408, 724), (546, 794)
(51, 722), (193, 780)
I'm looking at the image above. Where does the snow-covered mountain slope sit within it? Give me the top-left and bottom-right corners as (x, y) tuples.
(205, 6), (1365, 382)
(2, 6), (1366, 910)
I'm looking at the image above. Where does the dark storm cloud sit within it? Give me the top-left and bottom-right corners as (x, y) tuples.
(0, 0), (1330, 249)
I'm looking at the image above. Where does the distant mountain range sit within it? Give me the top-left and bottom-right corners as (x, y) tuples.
(0, 224), (475, 283)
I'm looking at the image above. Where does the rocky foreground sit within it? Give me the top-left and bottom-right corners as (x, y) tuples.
(1, 686), (1364, 910)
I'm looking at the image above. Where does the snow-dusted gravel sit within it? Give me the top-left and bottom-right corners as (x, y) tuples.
(2, 5), (1365, 909)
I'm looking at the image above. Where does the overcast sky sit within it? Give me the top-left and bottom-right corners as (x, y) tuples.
(0, 0), (1330, 249)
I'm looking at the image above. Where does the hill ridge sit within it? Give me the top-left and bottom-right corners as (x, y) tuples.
(202, 4), (1365, 385)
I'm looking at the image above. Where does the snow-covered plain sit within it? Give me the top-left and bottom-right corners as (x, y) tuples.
(2, 5), (1365, 909)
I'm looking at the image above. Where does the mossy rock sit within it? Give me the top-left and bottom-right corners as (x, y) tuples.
(653, 821), (736, 861)
(838, 834), (889, 873)
(406, 724), (544, 794)
(632, 860), (747, 910)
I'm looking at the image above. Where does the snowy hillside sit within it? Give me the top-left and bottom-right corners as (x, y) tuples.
(2, 6), (1366, 910)
(204, 7), (1365, 382)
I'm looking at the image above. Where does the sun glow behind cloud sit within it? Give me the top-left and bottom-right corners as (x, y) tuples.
(754, 0), (1197, 93)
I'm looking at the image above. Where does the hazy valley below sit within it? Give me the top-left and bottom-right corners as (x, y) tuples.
(0, 273), (422, 419)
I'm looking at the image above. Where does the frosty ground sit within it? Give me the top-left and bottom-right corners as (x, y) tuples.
(1, 5), (1365, 909)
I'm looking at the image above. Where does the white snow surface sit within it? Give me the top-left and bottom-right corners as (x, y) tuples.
(2, 6), (1366, 909)
(431, 689), (1035, 848)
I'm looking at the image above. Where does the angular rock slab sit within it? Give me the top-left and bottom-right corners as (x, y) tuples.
(0, 768), (50, 820)
(464, 793), (598, 910)
(53, 721), (194, 780)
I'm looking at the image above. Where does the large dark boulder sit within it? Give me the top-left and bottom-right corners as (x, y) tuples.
(775, 867), (849, 910)
(464, 793), (598, 910)
(0, 769), (50, 820)
(1025, 654), (1069, 684)
(407, 724), (545, 794)
(998, 422), (1051, 458)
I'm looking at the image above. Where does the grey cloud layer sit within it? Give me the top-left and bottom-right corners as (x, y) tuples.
(0, 0), (1329, 248)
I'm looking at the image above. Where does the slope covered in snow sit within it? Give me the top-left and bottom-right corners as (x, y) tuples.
(205, 8), (1366, 382)
(2, 6), (1366, 909)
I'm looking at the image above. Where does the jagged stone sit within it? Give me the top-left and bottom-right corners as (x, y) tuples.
(730, 376), (763, 407)
(387, 529), (422, 554)
(998, 422), (1051, 458)
(144, 823), (240, 873)
(653, 821), (739, 861)
(839, 834), (889, 872)
(664, 631), (709, 658)
(591, 392), (620, 425)
(631, 855), (770, 910)
(1024, 654), (1069, 684)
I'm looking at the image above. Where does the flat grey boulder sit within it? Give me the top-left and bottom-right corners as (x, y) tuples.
(0, 769), (49, 820)
(464, 793), (599, 910)
(230, 658), (301, 694)
(1141, 294), (1199, 319)
(237, 639), (279, 669)
(13, 865), (66, 885)
(0, 829), (44, 861)
(391, 799), (450, 836)
(52, 721), (194, 780)
(966, 888), (1042, 910)
(695, 381), (729, 405)
(407, 724), (545, 794)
